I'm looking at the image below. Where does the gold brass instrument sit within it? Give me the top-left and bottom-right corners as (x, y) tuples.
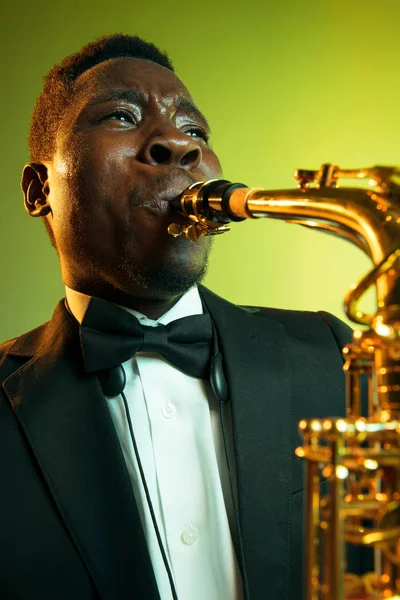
(168, 165), (400, 600)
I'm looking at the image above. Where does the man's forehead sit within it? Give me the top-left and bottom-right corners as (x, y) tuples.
(73, 57), (191, 102)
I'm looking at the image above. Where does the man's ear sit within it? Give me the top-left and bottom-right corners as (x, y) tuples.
(21, 163), (52, 217)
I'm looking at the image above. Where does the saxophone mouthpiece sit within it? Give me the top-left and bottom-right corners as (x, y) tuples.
(167, 180), (247, 241)
(169, 194), (183, 211)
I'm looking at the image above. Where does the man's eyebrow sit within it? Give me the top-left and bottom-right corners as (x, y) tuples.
(175, 97), (210, 131)
(86, 88), (148, 108)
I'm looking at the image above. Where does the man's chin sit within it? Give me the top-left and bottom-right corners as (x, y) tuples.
(115, 238), (213, 297)
(143, 263), (208, 296)
(116, 257), (210, 298)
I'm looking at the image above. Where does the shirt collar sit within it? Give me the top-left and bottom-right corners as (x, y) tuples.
(64, 284), (203, 327)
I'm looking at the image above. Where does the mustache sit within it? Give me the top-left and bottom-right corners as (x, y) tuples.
(128, 169), (198, 207)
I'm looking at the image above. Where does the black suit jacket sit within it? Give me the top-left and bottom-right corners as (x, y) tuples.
(0, 285), (353, 600)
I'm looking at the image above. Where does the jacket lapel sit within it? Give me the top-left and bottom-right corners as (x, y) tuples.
(199, 286), (292, 600)
(2, 301), (159, 600)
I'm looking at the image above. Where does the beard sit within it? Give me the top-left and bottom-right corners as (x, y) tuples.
(62, 221), (214, 300)
(115, 237), (213, 296)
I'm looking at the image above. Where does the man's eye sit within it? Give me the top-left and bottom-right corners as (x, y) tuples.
(101, 111), (136, 124)
(185, 128), (209, 144)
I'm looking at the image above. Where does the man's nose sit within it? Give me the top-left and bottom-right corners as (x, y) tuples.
(141, 130), (202, 170)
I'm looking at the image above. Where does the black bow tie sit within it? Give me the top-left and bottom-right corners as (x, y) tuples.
(79, 297), (213, 387)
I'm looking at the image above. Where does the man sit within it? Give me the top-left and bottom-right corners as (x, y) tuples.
(0, 34), (355, 600)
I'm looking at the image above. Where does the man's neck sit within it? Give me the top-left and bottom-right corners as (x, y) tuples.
(118, 294), (184, 320)
(64, 284), (195, 323)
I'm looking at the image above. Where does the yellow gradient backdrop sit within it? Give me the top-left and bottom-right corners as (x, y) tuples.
(1, 0), (399, 340)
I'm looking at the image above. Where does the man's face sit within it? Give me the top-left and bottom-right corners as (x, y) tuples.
(42, 57), (222, 299)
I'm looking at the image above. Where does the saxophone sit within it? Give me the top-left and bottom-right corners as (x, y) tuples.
(167, 165), (400, 600)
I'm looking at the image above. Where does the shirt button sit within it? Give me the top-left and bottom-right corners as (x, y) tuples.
(161, 402), (176, 419)
(181, 525), (199, 545)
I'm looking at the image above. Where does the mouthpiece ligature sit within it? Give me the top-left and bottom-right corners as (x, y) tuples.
(168, 179), (248, 241)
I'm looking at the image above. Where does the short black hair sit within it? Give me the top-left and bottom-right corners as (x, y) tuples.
(29, 34), (174, 163)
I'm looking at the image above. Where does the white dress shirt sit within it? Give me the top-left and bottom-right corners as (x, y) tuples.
(65, 285), (243, 600)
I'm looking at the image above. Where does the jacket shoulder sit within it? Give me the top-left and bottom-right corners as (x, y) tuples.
(199, 285), (352, 351)
(0, 321), (50, 372)
(243, 304), (353, 352)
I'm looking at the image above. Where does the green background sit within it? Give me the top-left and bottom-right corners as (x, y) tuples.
(1, 0), (398, 341)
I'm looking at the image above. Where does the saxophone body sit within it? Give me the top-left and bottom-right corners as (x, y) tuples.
(168, 164), (400, 600)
